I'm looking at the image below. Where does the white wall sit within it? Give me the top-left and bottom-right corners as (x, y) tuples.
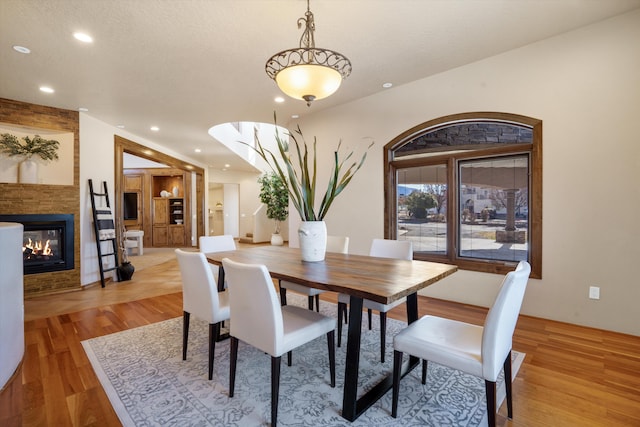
(292, 10), (640, 335)
(208, 168), (262, 240)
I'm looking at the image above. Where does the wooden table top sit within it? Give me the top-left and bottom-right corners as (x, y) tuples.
(206, 245), (458, 305)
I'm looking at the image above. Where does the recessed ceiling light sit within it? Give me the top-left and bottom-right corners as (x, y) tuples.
(73, 32), (93, 43)
(13, 45), (30, 54)
(150, 126), (159, 131)
(117, 124), (125, 129)
(291, 114), (299, 119)
(78, 107), (89, 112)
(224, 164), (230, 168)
(39, 86), (54, 93)
(274, 96), (285, 103)
(382, 82), (393, 88)
(194, 148), (202, 153)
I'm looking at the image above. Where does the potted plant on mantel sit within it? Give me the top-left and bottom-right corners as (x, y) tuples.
(243, 119), (373, 262)
(258, 172), (289, 246)
(0, 133), (60, 184)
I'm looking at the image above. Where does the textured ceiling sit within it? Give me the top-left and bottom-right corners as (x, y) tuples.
(1, 0), (639, 172)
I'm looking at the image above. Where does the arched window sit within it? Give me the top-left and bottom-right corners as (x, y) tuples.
(384, 112), (542, 278)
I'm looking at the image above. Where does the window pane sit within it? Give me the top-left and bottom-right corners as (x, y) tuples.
(458, 155), (529, 262)
(397, 165), (447, 255)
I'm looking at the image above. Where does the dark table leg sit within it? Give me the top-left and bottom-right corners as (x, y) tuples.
(341, 293), (419, 422)
(342, 295), (363, 421)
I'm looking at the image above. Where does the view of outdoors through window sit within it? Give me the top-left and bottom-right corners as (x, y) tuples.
(458, 155), (529, 262)
(396, 155), (529, 263)
(397, 165), (448, 254)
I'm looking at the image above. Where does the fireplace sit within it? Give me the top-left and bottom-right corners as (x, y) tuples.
(0, 214), (74, 275)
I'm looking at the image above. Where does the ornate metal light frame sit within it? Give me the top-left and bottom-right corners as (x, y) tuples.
(265, 0), (351, 106)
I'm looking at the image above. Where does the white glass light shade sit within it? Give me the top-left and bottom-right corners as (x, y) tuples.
(275, 64), (342, 101)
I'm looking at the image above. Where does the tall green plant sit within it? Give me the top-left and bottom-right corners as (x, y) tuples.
(258, 172), (289, 234)
(244, 122), (373, 221)
(0, 133), (60, 161)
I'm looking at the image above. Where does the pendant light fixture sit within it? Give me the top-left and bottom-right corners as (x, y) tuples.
(265, 0), (351, 106)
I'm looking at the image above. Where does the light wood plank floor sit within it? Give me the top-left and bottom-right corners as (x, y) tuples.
(1, 249), (639, 426)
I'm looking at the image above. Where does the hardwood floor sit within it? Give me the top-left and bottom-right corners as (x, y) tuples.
(1, 253), (639, 426)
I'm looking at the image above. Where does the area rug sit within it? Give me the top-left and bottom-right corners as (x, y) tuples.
(82, 295), (524, 426)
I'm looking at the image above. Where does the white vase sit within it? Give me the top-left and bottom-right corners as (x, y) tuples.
(19, 159), (38, 184)
(298, 221), (327, 262)
(270, 233), (284, 246)
(172, 186), (179, 197)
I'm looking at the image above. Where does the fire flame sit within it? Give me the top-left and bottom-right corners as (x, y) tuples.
(23, 238), (53, 257)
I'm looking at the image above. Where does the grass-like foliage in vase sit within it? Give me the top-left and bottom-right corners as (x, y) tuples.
(0, 133), (60, 161)
(243, 118), (373, 221)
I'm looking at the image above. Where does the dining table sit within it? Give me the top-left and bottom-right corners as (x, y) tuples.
(206, 245), (458, 422)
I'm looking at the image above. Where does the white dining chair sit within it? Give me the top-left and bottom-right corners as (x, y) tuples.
(337, 238), (413, 363)
(222, 257), (336, 427)
(175, 249), (230, 380)
(391, 261), (531, 427)
(279, 235), (349, 311)
(199, 234), (236, 287)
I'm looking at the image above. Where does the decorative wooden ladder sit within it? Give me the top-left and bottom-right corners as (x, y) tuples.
(88, 179), (120, 287)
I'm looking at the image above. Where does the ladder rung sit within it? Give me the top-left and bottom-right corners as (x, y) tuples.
(101, 252), (116, 257)
(103, 267), (118, 272)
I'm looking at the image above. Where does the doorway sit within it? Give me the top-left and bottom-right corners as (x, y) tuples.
(114, 135), (205, 248)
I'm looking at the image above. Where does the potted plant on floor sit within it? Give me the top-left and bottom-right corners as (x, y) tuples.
(258, 172), (289, 245)
(242, 117), (373, 261)
(0, 133), (60, 183)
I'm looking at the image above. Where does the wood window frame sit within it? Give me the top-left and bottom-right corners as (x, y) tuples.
(384, 112), (542, 279)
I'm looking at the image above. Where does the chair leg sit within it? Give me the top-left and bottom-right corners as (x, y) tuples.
(380, 312), (387, 363)
(368, 308), (373, 330)
(421, 359), (428, 384)
(337, 302), (346, 347)
(315, 294), (320, 312)
(271, 356), (282, 427)
(503, 351), (513, 419)
(182, 311), (190, 360)
(485, 379), (497, 427)
(307, 296), (314, 310)
(208, 323), (219, 380)
(391, 350), (403, 418)
(229, 337), (238, 398)
(327, 330), (336, 388)
(287, 351), (292, 367)
(279, 281), (287, 306)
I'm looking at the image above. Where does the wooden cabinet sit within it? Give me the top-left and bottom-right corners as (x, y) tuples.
(152, 195), (187, 247)
(124, 174), (143, 192)
(122, 169), (190, 248)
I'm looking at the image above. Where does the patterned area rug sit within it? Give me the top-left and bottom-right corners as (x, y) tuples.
(82, 295), (524, 426)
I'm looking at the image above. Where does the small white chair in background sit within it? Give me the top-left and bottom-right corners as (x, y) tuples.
(175, 249), (230, 381)
(279, 235), (349, 311)
(337, 238), (413, 363)
(222, 257), (336, 427)
(199, 235), (236, 287)
(391, 261), (531, 427)
(124, 229), (144, 256)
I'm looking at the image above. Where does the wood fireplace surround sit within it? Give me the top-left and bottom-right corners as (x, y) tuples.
(0, 97), (81, 297)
